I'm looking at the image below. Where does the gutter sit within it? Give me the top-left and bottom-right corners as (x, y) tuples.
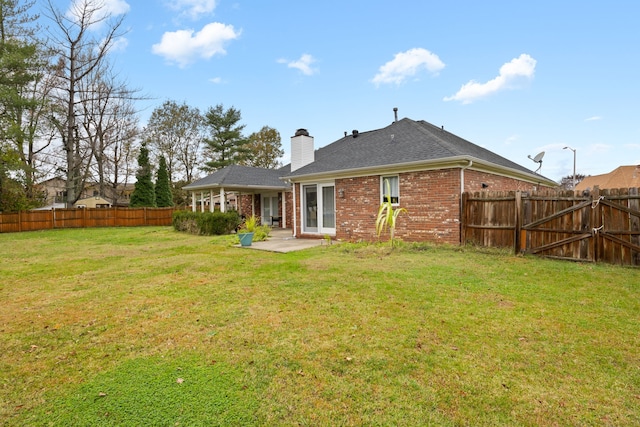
(282, 156), (558, 188)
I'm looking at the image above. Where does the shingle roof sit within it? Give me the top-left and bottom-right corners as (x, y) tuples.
(576, 165), (640, 191)
(285, 118), (550, 182)
(183, 164), (291, 190)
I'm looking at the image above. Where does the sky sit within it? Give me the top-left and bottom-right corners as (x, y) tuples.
(42, 0), (640, 182)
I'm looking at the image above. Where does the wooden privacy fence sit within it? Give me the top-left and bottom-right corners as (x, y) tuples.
(0, 207), (176, 233)
(462, 188), (640, 266)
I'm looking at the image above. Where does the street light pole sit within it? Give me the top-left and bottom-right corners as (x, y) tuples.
(563, 146), (576, 190)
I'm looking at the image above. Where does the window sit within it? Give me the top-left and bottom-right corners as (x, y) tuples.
(381, 176), (399, 204)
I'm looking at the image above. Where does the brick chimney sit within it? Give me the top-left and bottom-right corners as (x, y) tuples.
(291, 128), (314, 172)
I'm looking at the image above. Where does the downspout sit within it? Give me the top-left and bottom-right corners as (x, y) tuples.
(281, 191), (287, 228)
(460, 160), (473, 244)
(291, 181), (297, 237)
(461, 160), (472, 196)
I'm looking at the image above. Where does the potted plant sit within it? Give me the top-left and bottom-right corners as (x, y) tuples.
(238, 215), (258, 246)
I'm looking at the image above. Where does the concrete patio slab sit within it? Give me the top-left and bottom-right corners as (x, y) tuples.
(237, 228), (326, 253)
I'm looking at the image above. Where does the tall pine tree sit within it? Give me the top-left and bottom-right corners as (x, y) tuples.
(130, 143), (155, 207)
(154, 155), (173, 207)
(202, 104), (248, 172)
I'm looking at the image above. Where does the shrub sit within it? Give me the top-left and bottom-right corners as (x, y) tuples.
(173, 210), (241, 235)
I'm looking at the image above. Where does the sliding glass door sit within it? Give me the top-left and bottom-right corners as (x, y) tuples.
(302, 183), (335, 234)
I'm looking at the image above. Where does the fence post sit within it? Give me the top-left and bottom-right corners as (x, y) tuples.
(514, 191), (522, 254)
(18, 210), (22, 232)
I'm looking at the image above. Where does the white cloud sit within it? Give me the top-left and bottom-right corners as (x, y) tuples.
(444, 54), (536, 104)
(278, 54), (317, 76)
(152, 22), (240, 67)
(67, 0), (130, 30)
(585, 116), (602, 122)
(371, 48), (445, 86)
(504, 134), (519, 145)
(105, 36), (128, 53)
(209, 77), (223, 84)
(167, 0), (217, 20)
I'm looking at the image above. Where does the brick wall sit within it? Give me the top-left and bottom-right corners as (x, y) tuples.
(283, 191), (293, 229)
(464, 170), (542, 193)
(238, 192), (292, 228)
(290, 168), (551, 244)
(334, 170), (462, 244)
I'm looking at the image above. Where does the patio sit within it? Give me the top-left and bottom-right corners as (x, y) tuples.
(238, 228), (326, 253)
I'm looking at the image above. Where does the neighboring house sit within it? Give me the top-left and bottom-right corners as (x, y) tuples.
(184, 116), (557, 244)
(74, 196), (112, 209)
(35, 178), (135, 209)
(575, 165), (640, 192)
(36, 177), (68, 208)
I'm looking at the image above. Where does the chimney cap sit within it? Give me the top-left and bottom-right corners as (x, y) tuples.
(294, 128), (309, 137)
(352, 129), (359, 138)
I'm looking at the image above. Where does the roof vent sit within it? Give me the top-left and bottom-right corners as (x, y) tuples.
(294, 128), (309, 137)
(352, 130), (359, 138)
(393, 107), (398, 122)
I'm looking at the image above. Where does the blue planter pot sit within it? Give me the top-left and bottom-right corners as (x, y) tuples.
(239, 232), (254, 246)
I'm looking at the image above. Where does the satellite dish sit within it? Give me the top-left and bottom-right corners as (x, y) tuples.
(527, 151), (545, 173)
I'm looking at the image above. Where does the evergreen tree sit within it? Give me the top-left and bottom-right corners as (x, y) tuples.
(130, 143), (156, 207)
(202, 104), (248, 172)
(154, 155), (173, 207)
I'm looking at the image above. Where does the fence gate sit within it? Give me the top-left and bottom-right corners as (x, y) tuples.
(462, 188), (640, 266)
(521, 189), (640, 265)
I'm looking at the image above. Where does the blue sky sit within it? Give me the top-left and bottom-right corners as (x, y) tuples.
(43, 0), (640, 182)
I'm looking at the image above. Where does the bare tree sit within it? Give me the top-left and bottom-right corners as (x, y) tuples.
(78, 60), (141, 205)
(143, 100), (203, 183)
(44, 0), (127, 206)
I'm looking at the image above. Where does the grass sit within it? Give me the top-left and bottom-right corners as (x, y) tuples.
(1, 227), (639, 426)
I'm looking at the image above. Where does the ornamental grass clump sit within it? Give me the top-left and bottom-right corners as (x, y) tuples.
(376, 181), (407, 247)
(238, 215), (270, 242)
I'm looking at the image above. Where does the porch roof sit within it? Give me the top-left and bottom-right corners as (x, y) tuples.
(183, 165), (291, 192)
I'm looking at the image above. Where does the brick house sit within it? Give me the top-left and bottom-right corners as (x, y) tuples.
(184, 116), (557, 244)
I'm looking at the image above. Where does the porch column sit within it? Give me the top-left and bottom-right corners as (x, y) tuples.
(220, 187), (226, 213)
(191, 192), (196, 212)
(209, 189), (214, 212)
(200, 192), (205, 212)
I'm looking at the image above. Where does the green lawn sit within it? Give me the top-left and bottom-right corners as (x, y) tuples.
(1, 227), (639, 426)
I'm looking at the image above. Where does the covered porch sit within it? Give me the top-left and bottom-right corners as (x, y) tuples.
(182, 165), (292, 228)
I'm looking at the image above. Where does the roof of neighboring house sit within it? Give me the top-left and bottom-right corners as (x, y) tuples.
(183, 164), (291, 191)
(576, 165), (640, 191)
(285, 118), (555, 185)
